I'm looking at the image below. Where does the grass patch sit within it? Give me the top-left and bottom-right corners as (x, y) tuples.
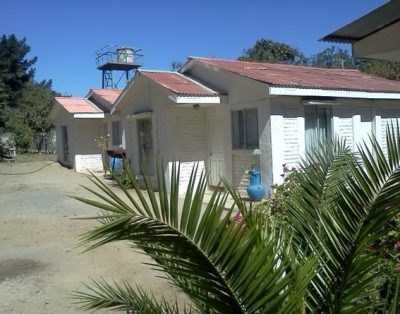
(14, 153), (57, 163)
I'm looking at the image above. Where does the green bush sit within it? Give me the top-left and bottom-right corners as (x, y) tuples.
(11, 123), (33, 152)
(111, 159), (135, 189)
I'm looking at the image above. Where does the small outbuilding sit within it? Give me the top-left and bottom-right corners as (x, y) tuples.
(49, 88), (121, 172)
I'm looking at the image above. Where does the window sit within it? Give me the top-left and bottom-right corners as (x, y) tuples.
(305, 105), (332, 149)
(137, 118), (154, 174)
(61, 126), (69, 162)
(112, 121), (122, 145)
(231, 108), (259, 149)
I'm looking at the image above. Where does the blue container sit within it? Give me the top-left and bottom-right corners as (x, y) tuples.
(247, 169), (265, 201)
(109, 156), (122, 172)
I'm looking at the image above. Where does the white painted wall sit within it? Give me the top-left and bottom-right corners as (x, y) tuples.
(167, 107), (207, 193)
(375, 101), (400, 157)
(270, 97), (304, 186)
(75, 154), (103, 172)
(72, 119), (103, 172)
(268, 97), (400, 188)
(332, 105), (354, 149)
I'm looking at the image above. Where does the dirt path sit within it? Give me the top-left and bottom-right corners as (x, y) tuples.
(0, 161), (182, 313)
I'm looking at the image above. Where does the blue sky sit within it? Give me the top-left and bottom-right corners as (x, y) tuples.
(1, 0), (384, 96)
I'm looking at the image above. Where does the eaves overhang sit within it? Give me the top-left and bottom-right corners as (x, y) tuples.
(321, 0), (400, 44)
(269, 86), (400, 100)
(73, 113), (105, 119)
(168, 94), (226, 104)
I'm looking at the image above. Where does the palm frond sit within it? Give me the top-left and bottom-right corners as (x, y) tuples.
(73, 279), (187, 313)
(74, 162), (314, 313)
(284, 129), (400, 312)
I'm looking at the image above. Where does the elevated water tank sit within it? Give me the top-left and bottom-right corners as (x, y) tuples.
(117, 47), (134, 63)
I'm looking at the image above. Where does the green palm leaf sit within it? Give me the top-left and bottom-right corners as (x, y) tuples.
(73, 279), (186, 313)
(284, 128), (400, 312)
(73, 162), (314, 313)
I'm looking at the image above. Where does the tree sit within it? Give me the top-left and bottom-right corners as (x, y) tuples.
(0, 34), (58, 153)
(6, 115), (33, 152)
(238, 38), (307, 64)
(0, 34), (36, 107)
(73, 129), (400, 312)
(308, 46), (355, 69)
(13, 80), (56, 152)
(360, 59), (400, 81)
(0, 80), (9, 131)
(0, 34), (37, 131)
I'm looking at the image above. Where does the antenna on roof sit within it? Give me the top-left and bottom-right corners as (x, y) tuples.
(96, 45), (143, 89)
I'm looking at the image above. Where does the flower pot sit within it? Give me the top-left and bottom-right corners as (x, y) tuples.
(247, 169), (265, 201)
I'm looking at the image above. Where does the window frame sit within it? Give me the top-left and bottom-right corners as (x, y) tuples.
(231, 108), (259, 150)
(112, 120), (122, 145)
(304, 105), (333, 150)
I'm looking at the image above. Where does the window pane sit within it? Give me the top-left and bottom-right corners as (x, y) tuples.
(232, 110), (245, 149)
(315, 107), (332, 139)
(305, 106), (317, 149)
(112, 121), (121, 145)
(305, 105), (332, 150)
(245, 108), (258, 149)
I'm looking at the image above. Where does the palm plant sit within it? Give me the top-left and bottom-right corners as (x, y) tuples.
(282, 133), (400, 312)
(73, 127), (400, 313)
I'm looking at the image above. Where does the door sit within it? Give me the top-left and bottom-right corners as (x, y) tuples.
(137, 118), (154, 175)
(208, 111), (225, 186)
(61, 126), (69, 162)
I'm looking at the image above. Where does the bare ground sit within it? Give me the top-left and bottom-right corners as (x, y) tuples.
(0, 161), (183, 313)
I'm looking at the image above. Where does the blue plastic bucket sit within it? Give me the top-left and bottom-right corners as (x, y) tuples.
(109, 156), (122, 171)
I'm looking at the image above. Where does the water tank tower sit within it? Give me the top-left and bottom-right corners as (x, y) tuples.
(96, 45), (143, 89)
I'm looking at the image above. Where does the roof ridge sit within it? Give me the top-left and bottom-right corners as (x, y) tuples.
(139, 69), (177, 74)
(175, 72), (219, 94)
(191, 56), (362, 72)
(89, 88), (122, 91)
(84, 98), (103, 112)
(55, 96), (86, 99)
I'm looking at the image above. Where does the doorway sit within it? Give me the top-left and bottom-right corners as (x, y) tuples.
(207, 110), (225, 186)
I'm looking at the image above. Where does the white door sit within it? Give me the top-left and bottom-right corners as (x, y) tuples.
(208, 111), (225, 186)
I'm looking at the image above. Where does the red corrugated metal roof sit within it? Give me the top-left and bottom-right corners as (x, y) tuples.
(54, 97), (102, 113)
(88, 88), (122, 104)
(139, 70), (219, 96)
(190, 57), (400, 93)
